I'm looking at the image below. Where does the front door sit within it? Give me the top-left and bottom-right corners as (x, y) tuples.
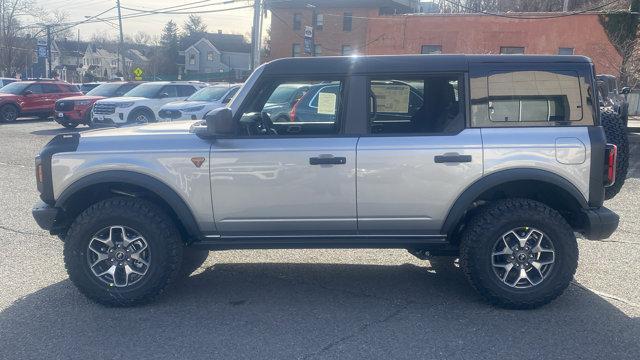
(356, 74), (484, 235)
(210, 79), (357, 236)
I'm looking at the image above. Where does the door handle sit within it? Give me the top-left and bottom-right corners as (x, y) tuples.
(434, 153), (472, 163)
(309, 155), (347, 165)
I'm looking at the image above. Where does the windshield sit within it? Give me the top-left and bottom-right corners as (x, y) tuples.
(86, 83), (125, 97)
(266, 85), (301, 104)
(187, 86), (232, 101)
(0, 82), (29, 95)
(123, 83), (164, 98)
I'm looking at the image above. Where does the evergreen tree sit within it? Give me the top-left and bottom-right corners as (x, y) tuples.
(158, 20), (180, 78)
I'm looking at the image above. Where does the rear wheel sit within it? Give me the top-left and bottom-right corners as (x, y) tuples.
(64, 197), (183, 306)
(0, 104), (18, 122)
(601, 109), (629, 199)
(460, 199), (578, 309)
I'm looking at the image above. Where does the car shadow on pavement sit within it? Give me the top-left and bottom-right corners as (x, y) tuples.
(29, 127), (94, 136)
(628, 132), (640, 179)
(1, 262), (638, 359)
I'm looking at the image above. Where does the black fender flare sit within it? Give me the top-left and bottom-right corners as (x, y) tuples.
(441, 168), (589, 235)
(56, 170), (201, 238)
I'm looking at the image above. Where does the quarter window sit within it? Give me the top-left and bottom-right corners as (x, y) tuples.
(478, 70), (583, 124)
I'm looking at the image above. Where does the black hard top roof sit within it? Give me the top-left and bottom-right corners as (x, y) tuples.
(262, 54), (592, 76)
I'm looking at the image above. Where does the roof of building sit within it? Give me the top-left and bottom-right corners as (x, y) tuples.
(262, 54), (593, 75)
(181, 32), (251, 53)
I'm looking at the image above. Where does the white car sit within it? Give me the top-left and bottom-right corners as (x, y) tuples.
(92, 81), (206, 126)
(158, 84), (241, 121)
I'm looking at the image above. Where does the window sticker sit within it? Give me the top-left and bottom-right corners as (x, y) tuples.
(371, 85), (410, 113)
(317, 92), (337, 115)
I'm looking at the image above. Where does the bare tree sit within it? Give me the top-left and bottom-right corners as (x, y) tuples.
(132, 31), (151, 46)
(0, 0), (36, 76)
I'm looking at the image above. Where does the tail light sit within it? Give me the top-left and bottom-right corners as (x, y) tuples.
(289, 100), (300, 122)
(604, 144), (617, 187)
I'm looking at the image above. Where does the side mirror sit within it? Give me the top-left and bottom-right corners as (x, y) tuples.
(204, 107), (235, 137)
(23, 90), (33, 96)
(159, 92), (169, 98)
(621, 87), (631, 95)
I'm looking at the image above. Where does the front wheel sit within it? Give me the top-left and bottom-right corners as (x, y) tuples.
(64, 197), (183, 306)
(0, 104), (18, 122)
(128, 108), (155, 124)
(460, 199), (578, 309)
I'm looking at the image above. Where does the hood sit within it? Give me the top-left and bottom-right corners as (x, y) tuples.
(97, 96), (147, 104)
(82, 120), (196, 139)
(57, 95), (105, 102)
(161, 100), (218, 110)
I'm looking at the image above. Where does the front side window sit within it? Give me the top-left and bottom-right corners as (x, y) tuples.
(125, 83), (166, 98)
(368, 75), (464, 135)
(472, 70), (584, 126)
(178, 85), (197, 97)
(237, 79), (342, 136)
(160, 85), (179, 98)
(42, 84), (62, 93)
(421, 45), (442, 54)
(500, 46), (525, 55)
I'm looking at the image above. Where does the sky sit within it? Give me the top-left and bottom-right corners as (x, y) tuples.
(34, 0), (257, 41)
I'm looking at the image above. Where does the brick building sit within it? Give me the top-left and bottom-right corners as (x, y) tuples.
(267, 1), (623, 75)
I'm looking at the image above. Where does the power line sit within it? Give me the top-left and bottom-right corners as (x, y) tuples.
(441, 0), (623, 19)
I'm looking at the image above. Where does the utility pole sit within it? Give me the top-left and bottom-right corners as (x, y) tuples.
(563, 0), (570, 12)
(116, 0), (126, 78)
(250, 0), (262, 70)
(46, 25), (52, 78)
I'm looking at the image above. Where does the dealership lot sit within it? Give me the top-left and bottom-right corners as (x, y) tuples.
(1, 120), (639, 359)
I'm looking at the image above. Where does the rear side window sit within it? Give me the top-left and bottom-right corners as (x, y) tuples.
(472, 70), (584, 126)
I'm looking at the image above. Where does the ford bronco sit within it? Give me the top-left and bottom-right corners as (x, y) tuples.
(32, 55), (619, 308)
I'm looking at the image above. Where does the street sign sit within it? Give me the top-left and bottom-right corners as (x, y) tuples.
(133, 67), (144, 80)
(304, 26), (314, 55)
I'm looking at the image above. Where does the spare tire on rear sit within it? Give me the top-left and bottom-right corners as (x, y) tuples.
(600, 108), (629, 200)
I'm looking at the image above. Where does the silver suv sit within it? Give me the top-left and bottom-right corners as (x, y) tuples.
(32, 55), (619, 309)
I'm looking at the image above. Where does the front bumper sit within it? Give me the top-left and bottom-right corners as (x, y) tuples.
(580, 207), (619, 240)
(32, 200), (61, 232)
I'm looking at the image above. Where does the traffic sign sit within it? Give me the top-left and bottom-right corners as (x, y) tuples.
(133, 67), (144, 80)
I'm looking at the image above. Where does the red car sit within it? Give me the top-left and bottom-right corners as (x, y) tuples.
(0, 80), (82, 123)
(54, 82), (142, 128)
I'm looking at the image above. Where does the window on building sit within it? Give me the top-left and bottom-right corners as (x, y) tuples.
(342, 45), (353, 56)
(472, 70), (584, 125)
(343, 12), (352, 31)
(421, 45), (442, 54)
(207, 52), (215, 61)
(237, 79), (344, 136)
(315, 13), (324, 31)
(189, 54), (196, 65)
(500, 46), (525, 55)
(292, 43), (301, 57)
(558, 47), (574, 55)
(314, 44), (322, 57)
(367, 75), (464, 134)
(293, 13), (302, 30)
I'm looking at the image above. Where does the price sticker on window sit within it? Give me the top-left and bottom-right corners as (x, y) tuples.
(317, 92), (337, 115)
(371, 85), (410, 113)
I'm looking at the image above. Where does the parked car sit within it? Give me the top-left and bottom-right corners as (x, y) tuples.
(92, 81), (207, 126)
(77, 82), (103, 94)
(54, 82), (142, 129)
(158, 84), (241, 121)
(0, 80), (83, 122)
(261, 83), (310, 122)
(0, 78), (18, 88)
(33, 55), (618, 309)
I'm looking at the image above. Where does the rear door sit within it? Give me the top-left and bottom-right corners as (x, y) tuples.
(356, 74), (484, 235)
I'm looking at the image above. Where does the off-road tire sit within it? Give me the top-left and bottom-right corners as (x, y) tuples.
(459, 199), (578, 309)
(601, 109), (629, 199)
(0, 104), (18, 122)
(64, 197), (183, 306)
(181, 248), (210, 276)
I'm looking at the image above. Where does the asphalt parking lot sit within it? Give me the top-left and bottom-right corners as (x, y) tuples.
(1, 119), (639, 360)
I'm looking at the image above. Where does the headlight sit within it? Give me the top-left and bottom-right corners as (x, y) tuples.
(75, 100), (91, 106)
(180, 105), (205, 113)
(115, 102), (135, 108)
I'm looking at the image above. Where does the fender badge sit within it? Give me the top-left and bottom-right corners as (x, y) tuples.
(191, 157), (206, 168)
